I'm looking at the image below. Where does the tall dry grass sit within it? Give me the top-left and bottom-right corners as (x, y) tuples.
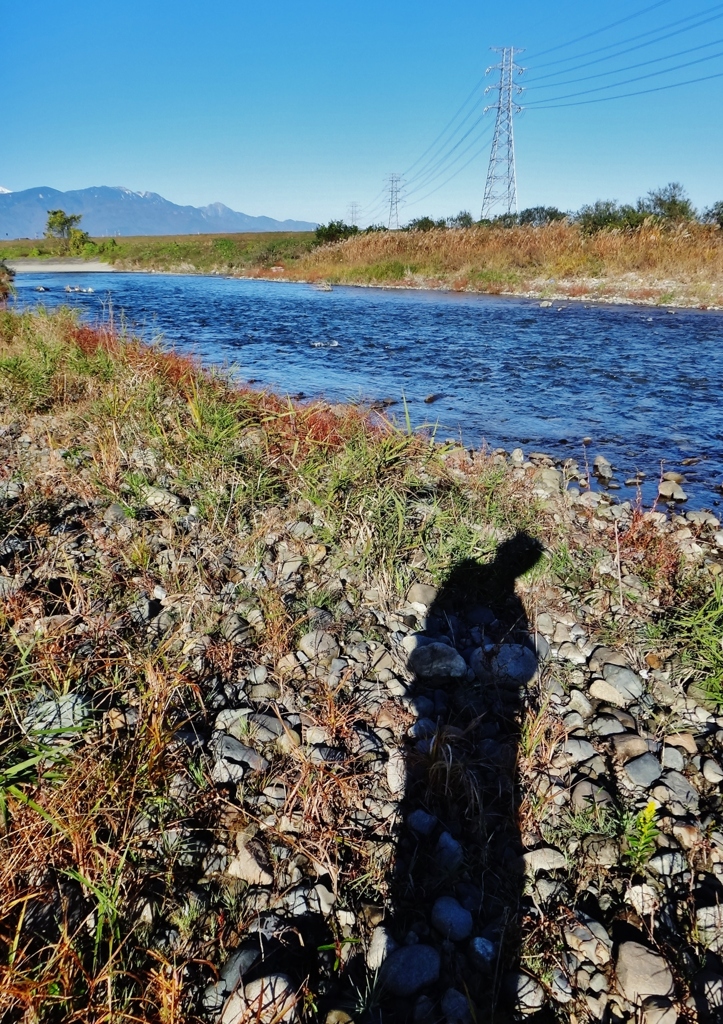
(292, 222), (723, 304)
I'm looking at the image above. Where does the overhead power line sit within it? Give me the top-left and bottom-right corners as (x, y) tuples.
(527, 37), (723, 92)
(527, 0), (676, 60)
(528, 68), (723, 108)
(525, 47), (723, 105)
(527, 2), (723, 71)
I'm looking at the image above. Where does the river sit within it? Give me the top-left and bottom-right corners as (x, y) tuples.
(11, 271), (723, 510)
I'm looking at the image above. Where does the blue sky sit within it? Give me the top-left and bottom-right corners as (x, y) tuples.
(3, 0), (722, 223)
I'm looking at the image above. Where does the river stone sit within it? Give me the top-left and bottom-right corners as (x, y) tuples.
(561, 737), (597, 764)
(703, 758), (723, 784)
(431, 896), (473, 941)
(658, 480), (687, 502)
(241, 974), (297, 1024)
(436, 831), (464, 872)
(594, 455), (613, 480)
(367, 925), (398, 970)
(522, 846), (566, 875)
(212, 733), (270, 772)
(408, 642), (467, 680)
(507, 971), (546, 1014)
(571, 780), (613, 811)
(408, 808), (437, 836)
(610, 733), (653, 761)
(141, 485), (182, 512)
(23, 691), (91, 739)
(380, 944), (440, 996)
(299, 630), (340, 664)
(441, 987), (471, 1023)
(624, 753), (662, 788)
(226, 842), (273, 886)
(564, 914), (612, 967)
(615, 942), (674, 1004)
(407, 583), (438, 608)
(652, 770), (699, 814)
(203, 948), (261, 1012)
(469, 936), (497, 971)
(696, 906), (723, 953)
(493, 644), (538, 685)
(601, 663), (644, 704)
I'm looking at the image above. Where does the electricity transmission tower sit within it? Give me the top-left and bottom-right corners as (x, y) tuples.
(347, 202), (361, 227)
(386, 174), (403, 229)
(481, 47), (525, 220)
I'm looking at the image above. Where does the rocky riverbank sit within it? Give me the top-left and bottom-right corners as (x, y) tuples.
(2, 309), (723, 1023)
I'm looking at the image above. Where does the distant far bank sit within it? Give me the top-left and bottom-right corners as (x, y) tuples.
(3, 222), (723, 309)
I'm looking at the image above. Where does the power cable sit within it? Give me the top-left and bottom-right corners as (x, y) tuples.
(402, 76), (487, 178)
(528, 67), (723, 108)
(527, 36), (723, 91)
(525, 47), (723, 105)
(526, 0), (676, 60)
(527, 2), (723, 71)
(404, 115), (487, 195)
(404, 117), (491, 200)
(405, 125), (495, 210)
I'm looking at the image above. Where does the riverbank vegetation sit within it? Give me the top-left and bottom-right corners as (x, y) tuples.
(2, 308), (723, 1021)
(3, 183), (722, 307)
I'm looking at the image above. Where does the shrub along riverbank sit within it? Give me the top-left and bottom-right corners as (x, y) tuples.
(2, 309), (723, 1022)
(4, 221), (723, 307)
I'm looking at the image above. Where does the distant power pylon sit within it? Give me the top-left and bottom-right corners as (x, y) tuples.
(386, 174), (403, 229)
(347, 202), (361, 227)
(481, 47), (525, 220)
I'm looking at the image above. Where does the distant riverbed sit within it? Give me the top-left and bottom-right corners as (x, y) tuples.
(12, 269), (723, 510)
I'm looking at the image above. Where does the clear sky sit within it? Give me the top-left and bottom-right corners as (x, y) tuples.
(3, 0), (722, 224)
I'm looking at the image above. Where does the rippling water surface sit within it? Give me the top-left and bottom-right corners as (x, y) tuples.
(14, 271), (723, 509)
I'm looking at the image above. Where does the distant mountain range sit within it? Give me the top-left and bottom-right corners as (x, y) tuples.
(0, 186), (317, 238)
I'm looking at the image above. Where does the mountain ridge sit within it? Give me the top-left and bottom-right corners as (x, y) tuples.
(0, 185), (317, 238)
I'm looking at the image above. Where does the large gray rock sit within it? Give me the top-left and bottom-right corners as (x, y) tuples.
(141, 485), (182, 513)
(696, 906), (723, 953)
(407, 583), (438, 608)
(492, 644), (538, 685)
(507, 971), (547, 1014)
(564, 914), (612, 967)
(431, 896), (473, 941)
(601, 663), (644, 705)
(23, 691), (91, 740)
(380, 944), (440, 996)
(222, 974), (298, 1024)
(615, 941), (674, 1004)
(203, 948), (260, 1012)
(408, 642), (467, 680)
(653, 770), (699, 815)
(624, 753), (662, 789)
(298, 630), (340, 664)
(435, 831), (464, 871)
(441, 987), (471, 1023)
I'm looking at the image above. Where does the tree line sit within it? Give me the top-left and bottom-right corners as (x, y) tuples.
(315, 182), (723, 242)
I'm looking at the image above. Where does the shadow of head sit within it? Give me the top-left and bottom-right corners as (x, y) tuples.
(430, 533), (544, 621)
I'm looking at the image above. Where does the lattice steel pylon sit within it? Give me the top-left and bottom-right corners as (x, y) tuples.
(386, 173), (403, 229)
(481, 47), (525, 220)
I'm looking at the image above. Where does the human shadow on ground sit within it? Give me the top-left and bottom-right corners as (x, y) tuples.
(376, 532), (545, 1023)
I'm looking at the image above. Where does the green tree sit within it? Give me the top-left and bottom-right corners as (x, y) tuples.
(575, 200), (647, 233)
(518, 206), (567, 226)
(69, 228), (92, 255)
(46, 209), (83, 242)
(641, 182), (695, 221)
(702, 201), (723, 228)
(314, 221), (359, 245)
(447, 210), (474, 228)
(406, 216), (446, 231)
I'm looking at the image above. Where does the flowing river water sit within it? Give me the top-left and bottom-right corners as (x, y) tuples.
(12, 271), (723, 510)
